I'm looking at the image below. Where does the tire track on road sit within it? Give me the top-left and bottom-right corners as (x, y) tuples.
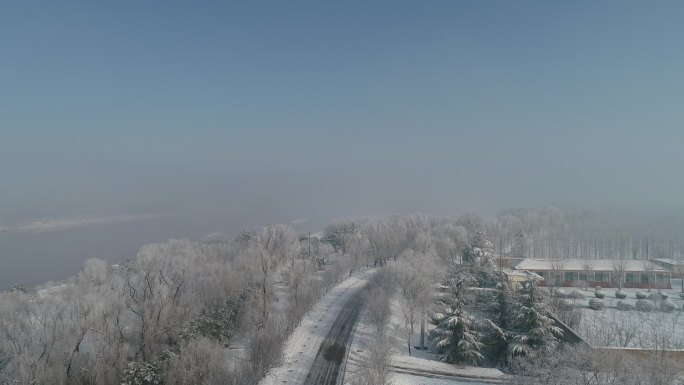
(303, 285), (367, 385)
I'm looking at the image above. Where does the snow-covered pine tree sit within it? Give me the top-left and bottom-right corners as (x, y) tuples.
(461, 232), (505, 288)
(430, 298), (484, 366)
(490, 284), (512, 330)
(478, 284), (512, 364)
(508, 280), (562, 357)
(462, 232), (492, 266)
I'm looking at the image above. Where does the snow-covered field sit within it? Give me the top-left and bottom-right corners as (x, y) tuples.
(575, 305), (684, 349)
(258, 268), (375, 385)
(345, 295), (504, 385)
(552, 285), (684, 349)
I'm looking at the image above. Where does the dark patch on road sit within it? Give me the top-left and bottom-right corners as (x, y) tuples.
(323, 342), (347, 364)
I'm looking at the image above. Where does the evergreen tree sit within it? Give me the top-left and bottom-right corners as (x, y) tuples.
(508, 280), (562, 358)
(430, 298), (484, 366)
(479, 284), (512, 365)
(462, 231), (491, 265)
(461, 231), (505, 288)
(491, 284), (512, 330)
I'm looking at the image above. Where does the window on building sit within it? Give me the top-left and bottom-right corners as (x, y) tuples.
(656, 274), (664, 282)
(579, 273), (589, 281)
(564, 272), (578, 281)
(594, 272), (608, 282)
(641, 274), (650, 284)
(625, 273), (639, 283)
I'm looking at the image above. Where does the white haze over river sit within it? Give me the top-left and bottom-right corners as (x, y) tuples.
(0, 210), (321, 290)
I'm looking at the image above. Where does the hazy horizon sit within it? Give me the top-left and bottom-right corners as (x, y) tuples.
(3, 2), (684, 287)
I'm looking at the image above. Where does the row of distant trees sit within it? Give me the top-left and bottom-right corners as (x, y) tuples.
(489, 207), (684, 260)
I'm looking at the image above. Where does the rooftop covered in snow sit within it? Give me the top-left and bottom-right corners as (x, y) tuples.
(653, 258), (684, 267)
(514, 258), (669, 273)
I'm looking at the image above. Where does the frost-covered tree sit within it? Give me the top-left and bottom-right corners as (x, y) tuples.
(163, 337), (233, 385)
(434, 223), (469, 266)
(392, 251), (440, 355)
(351, 333), (393, 385)
(322, 221), (357, 253)
(613, 258), (627, 290)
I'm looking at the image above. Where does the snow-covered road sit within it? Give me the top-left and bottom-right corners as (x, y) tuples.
(259, 269), (374, 385)
(303, 289), (366, 384)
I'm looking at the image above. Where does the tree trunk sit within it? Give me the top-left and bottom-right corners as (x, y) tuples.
(262, 284), (268, 321)
(420, 309), (426, 350)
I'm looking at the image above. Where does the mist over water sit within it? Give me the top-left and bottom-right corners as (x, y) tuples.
(0, 210), (322, 290)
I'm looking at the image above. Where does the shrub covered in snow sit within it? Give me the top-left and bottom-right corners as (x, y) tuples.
(648, 292), (662, 301)
(553, 289), (567, 298)
(594, 291), (605, 299)
(569, 290), (584, 299)
(658, 290), (669, 300)
(121, 359), (162, 385)
(616, 300), (633, 311)
(636, 292), (647, 299)
(659, 301), (675, 313)
(588, 299), (604, 310)
(615, 290), (627, 299)
(635, 299), (655, 312)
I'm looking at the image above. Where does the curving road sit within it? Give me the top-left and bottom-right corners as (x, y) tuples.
(303, 285), (367, 385)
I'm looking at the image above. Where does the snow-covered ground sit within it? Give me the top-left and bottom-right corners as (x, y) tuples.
(551, 285), (684, 349)
(575, 305), (684, 349)
(258, 268), (375, 385)
(345, 295), (505, 385)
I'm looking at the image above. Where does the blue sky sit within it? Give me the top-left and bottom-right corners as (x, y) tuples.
(2, 1), (684, 226)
